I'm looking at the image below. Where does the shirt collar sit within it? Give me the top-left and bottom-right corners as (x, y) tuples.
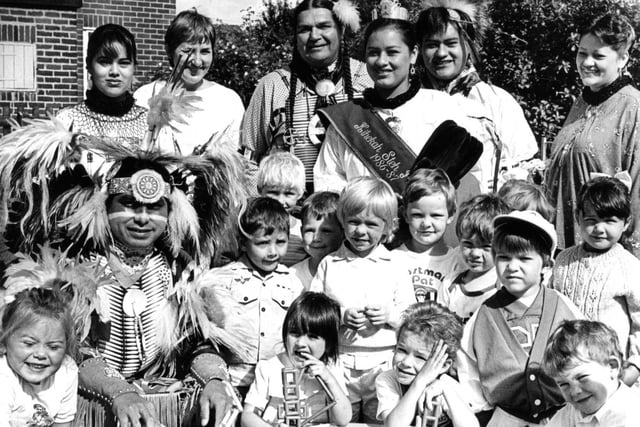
(332, 243), (392, 263)
(238, 255), (288, 276)
(576, 382), (624, 424)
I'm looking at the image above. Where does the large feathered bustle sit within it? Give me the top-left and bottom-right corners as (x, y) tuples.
(0, 246), (109, 357)
(183, 146), (249, 264)
(155, 265), (253, 362)
(0, 118), (83, 238)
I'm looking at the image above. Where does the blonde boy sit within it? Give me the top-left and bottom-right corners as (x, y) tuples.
(257, 151), (306, 266)
(393, 168), (463, 303)
(544, 320), (640, 426)
(310, 177), (415, 423)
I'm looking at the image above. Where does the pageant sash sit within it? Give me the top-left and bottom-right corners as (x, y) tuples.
(317, 101), (417, 193)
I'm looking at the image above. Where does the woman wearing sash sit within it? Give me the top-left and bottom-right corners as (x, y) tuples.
(416, 2), (538, 193)
(313, 16), (468, 194)
(241, 0), (372, 193)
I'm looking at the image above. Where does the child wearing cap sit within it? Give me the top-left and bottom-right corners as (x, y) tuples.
(457, 210), (582, 426)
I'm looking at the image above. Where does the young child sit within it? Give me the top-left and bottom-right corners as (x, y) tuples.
(257, 151), (307, 266)
(290, 191), (343, 290)
(376, 301), (479, 427)
(212, 197), (304, 394)
(242, 292), (351, 426)
(457, 210), (582, 426)
(544, 320), (640, 426)
(438, 194), (510, 322)
(552, 176), (640, 385)
(310, 177), (415, 423)
(497, 179), (555, 222)
(393, 169), (463, 303)
(0, 288), (78, 426)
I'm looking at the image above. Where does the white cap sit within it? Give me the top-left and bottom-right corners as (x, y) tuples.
(493, 210), (557, 256)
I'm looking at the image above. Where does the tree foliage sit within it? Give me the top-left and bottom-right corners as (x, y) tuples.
(209, 0), (640, 140)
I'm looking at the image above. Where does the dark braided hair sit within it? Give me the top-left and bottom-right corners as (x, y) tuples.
(287, 0), (354, 133)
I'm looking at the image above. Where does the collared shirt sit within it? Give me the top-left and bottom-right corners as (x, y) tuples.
(309, 244), (415, 354)
(547, 383), (640, 427)
(217, 256), (303, 386)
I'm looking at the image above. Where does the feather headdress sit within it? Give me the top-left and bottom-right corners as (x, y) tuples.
(0, 246), (108, 356)
(420, 0), (490, 41)
(0, 116), (246, 262)
(333, 0), (361, 33)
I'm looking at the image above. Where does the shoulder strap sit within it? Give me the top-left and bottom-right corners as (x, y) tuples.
(318, 102), (416, 193)
(528, 287), (558, 365)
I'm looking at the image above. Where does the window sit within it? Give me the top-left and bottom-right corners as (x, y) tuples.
(0, 42), (36, 90)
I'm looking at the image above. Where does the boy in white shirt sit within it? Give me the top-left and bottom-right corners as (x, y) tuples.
(393, 168), (463, 302)
(310, 177), (415, 423)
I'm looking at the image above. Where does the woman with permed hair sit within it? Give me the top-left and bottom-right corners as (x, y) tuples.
(546, 13), (640, 256)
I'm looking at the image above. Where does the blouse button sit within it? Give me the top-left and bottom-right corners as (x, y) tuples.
(243, 297), (248, 301)
(529, 374), (536, 381)
(534, 399), (541, 406)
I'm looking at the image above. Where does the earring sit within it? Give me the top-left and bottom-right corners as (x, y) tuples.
(410, 64), (416, 76)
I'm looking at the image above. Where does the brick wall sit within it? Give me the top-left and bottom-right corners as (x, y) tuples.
(0, 0), (174, 129)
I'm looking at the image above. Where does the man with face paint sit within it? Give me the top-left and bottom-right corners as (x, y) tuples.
(0, 114), (250, 427)
(67, 157), (247, 427)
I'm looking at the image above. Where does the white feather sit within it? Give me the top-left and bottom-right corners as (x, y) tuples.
(167, 189), (201, 258)
(333, 0), (360, 33)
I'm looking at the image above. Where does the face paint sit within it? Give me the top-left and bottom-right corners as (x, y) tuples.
(108, 194), (169, 249)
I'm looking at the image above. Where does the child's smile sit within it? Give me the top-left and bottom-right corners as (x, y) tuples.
(555, 359), (619, 416)
(344, 209), (387, 257)
(5, 318), (67, 386)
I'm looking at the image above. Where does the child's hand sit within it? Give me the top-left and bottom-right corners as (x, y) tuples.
(415, 340), (449, 388)
(344, 307), (367, 330)
(301, 352), (331, 382)
(420, 379), (444, 414)
(364, 304), (390, 326)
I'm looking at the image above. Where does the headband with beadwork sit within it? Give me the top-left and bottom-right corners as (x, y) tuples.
(107, 169), (171, 204)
